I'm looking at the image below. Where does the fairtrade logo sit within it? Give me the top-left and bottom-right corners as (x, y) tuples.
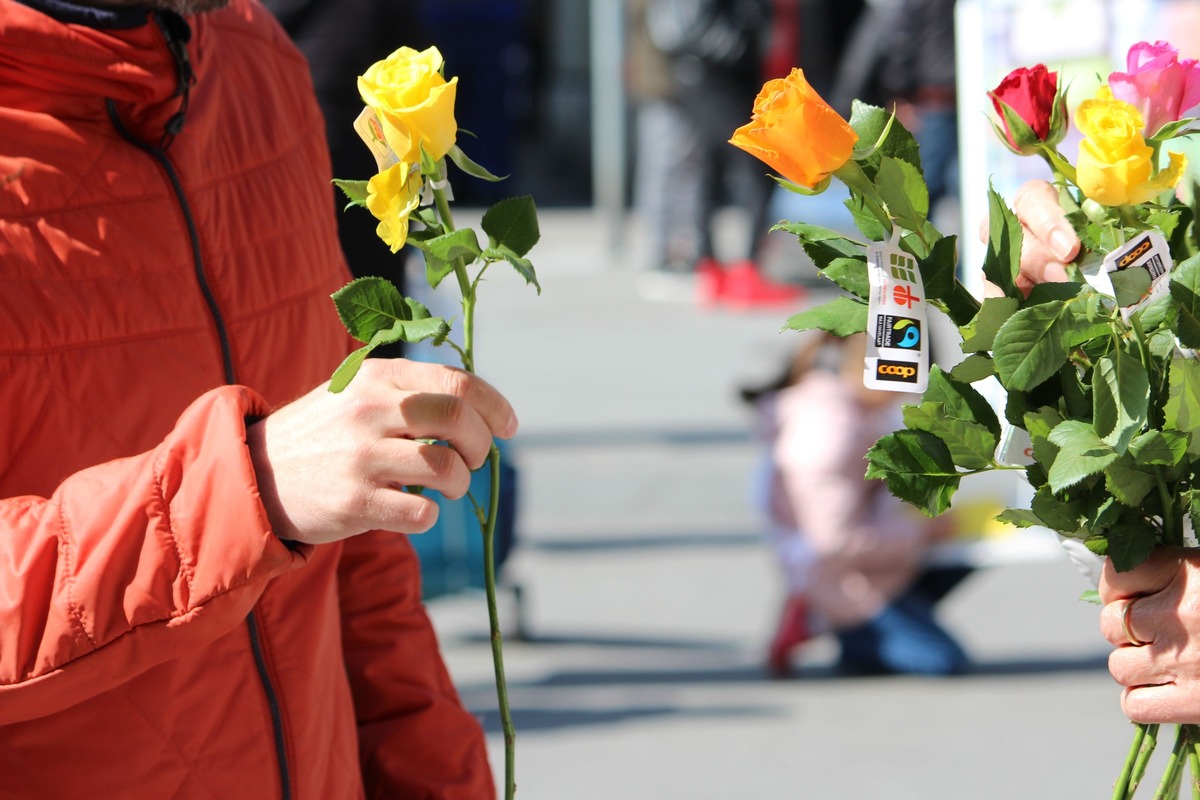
(891, 284), (920, 309)
(876, 359), (919, 383)
(876, 316), (921, 350)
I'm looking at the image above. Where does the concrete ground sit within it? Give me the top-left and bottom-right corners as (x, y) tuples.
(418, 207), (1146, 799)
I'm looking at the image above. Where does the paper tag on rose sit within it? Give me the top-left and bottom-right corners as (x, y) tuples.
(1081, 230), (1173, 319)
(864, 229), (928, 393)
(353, 107), (400, 173)
(996, 423), (1035, 467)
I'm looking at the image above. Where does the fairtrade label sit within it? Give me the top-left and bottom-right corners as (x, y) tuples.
(864, 229), (928, 393)
(353, 107), (400, 173)
(1082, 230), (1173, 318)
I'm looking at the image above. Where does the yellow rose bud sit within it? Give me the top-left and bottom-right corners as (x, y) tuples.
(358, 46), (458, 165)
(1075, 87), (1187, 206)
(365, 162), (423, 253)
(729, 68), (858, 189)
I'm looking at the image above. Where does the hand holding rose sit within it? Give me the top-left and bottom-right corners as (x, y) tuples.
(1100, 549), (1200, 724)
(248, 359), (518, 546)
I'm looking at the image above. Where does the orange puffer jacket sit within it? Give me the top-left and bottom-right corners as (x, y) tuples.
(0, 2), (493, 798)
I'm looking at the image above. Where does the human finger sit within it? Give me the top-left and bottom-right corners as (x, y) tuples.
(382, 359), (519, 440)
(366, 436), (474, 500)
(390, 390), (496, 470)
(1015, 223), (1071, 296)
(1100, 595), (1153, 649)
(1012, 179), (1080, 264)
(1119, 682), (1195, 724)
(1099, 550), (1183, 603)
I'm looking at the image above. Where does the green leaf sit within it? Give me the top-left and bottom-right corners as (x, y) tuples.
(1106, 521), (1157, 572)
(482, 196), (540, 257)
(485, 243), (541, 293)
(331, 276), (410, 343)
(423, 251), (457, 289)
(983, 185), (1021, 299)
(447, 143), (506, 181)
(949, 354), (996, 383)
(864, 430), (960, 516)
(1092, 348), (1149, 453)
(960, 297), (1019, 353)
(1111, 266), (1153, 308)
(1170, 253), (1200, 347)
(775, 222), (864, 270)
(849, 101), (922, 172)
(1030, 485), (1086, 531)
(1104, 455), (1157, 507)
(1025, 280), (1084, 306)
(874, 156), (929, 233)
(844, 193), (890, 241)
(329, 345), (371, 393)
(1059, 362), (1092, 420)
(996, 508), (1042, 528)
(924, 366), (1001, 438)
(333, 178), (370, 209)
(419, 228), (482, 264)
(1129, 429), (1188, 466)
(902, 402), (998, 469)
(1023, 406), (1064, 442)
(1046, 420), (1119, 491)
(820, 256), (870, 299)
(918, 234), (958, 305)
(783, 297), (868, 336)
(992, 300), (1075, 391)
(330, 276), (451, 346)
(1166, 356), (1200, 455)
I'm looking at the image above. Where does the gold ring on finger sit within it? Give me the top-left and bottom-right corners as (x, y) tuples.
(1121, 596), (1150, 648)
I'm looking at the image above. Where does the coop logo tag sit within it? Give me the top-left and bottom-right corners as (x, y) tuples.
(875, 359), (919, 383)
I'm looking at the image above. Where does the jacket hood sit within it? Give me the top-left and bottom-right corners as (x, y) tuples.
(0, 1), (198, 114)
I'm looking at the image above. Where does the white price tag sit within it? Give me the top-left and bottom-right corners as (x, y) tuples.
(353, 107), (400, 173)
(1082, 230), (1173, 319)
(864, 229), (929, 393)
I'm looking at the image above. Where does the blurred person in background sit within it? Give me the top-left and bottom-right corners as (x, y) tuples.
(742, 334), (970, 677)
(827, 0), (959, 220)
(630, 0), (804, 308)
(879, 0), (959, 219)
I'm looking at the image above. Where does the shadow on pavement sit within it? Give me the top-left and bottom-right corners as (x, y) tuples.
(473, 702), (782, 735)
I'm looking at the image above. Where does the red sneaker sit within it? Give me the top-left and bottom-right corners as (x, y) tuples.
(695, 257), (725, 308)
(718, 260), (804, 310)
(767, 593), (811, 678)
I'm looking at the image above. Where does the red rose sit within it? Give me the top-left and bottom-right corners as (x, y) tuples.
(988, 65), (1064, 153)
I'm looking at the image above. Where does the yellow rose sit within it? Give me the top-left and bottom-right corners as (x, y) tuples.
(1075, 86), (1186, 206)
(358, 46), (458, 164)
(729, 68), (857, 189)
(365, 161), (423, 253)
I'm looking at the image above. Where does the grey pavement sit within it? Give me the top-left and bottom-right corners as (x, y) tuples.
(420, 209), (1141, 799)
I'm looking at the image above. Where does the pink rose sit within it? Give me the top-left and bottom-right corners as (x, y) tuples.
(1108, 40), (1200, 135)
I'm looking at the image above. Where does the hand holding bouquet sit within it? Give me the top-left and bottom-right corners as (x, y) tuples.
(732, 42), (1200, 797)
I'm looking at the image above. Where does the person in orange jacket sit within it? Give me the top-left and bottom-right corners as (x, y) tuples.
(0, 1), (513, 797)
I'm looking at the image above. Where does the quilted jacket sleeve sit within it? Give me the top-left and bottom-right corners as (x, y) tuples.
(338, 530), (496, 800)
(0, 386), (310, 724)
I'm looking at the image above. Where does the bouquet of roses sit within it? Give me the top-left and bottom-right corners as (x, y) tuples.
(730, 42), (1200, 798)
(326, 45), (540, 800)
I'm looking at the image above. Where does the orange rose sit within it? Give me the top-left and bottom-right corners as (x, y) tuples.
(729, 68), (858, 189)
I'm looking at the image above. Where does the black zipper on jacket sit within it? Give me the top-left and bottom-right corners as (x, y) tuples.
(247, 612), (293, 800)
(104, 97), (236, 386)
(105, 14), (292, 799)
